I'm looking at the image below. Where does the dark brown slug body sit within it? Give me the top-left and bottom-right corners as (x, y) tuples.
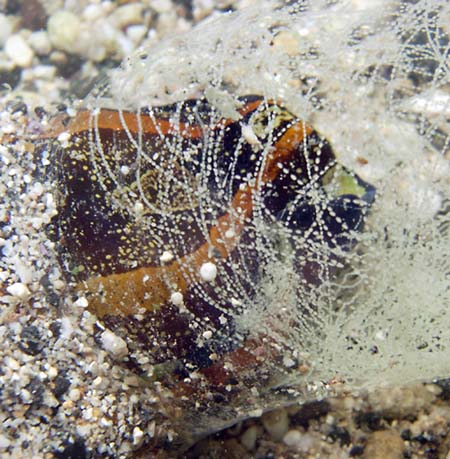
(44, 95), (375, 448)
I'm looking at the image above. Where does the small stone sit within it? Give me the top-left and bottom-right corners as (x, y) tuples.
(0, 67), (21, 89)
(6, 282), (30, 299)
(53, 375), (71, 399)
(100, 417), (113, 428)
(56, 439), (88, 459)
(282, 354), (296, 368)
(0, 14), (13, 47)
(240, 425), (259, 450)
(47, 366), (58, 379)
(28, 31), (52, 56)
(262, 408), (289, 441)
(5, 35), (35, 68)
(83, 4), (104, 21)
(7, 100), (28, 115)
(68, 387), (81, 402)
(150, 0), (173, 13)
(60, 317), (74, 340)
(20, 0), (48, 31)
(200, 261), (217, 282)
(76, 425), (92, 437)
(363, 430), (404, 459)
(0, 435), (10, 449)
(73, 296), (89, 308)
(33, 65), (56, 80)
(20, 388), (32, 404)
(283, 429), (302, 446)
(132, 426), (144, 446)
(19, 325), (44, 356)
(327, 424), (351, 446)
(25, 377), (45, 407)
(100, 330), (128, 359)
(49, 321), (61, 339)
(51, 52), (84, 78)
(110, 3), (144, 28)
(124, 375), (141, 387)
(126, 24), (148, 45)
(349, 445), (365, 456)
(47, 10), (81, 54)
(6, 357), (20, 371)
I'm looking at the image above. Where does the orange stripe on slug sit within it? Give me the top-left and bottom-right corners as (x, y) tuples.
(263, 122), (314, 181)
(81, 197), (249, 317)
(45, 99), (264, 140)
(44, 109), (203, 139)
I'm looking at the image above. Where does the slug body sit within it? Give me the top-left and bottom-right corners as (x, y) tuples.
(48, 95), (375, 375)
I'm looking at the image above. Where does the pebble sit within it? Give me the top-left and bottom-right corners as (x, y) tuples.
(261, 408), (290, 441)
(240, 425), (260, 450)
(0, 66), (20, 88)
(123, 376), (140, 388)
(14, 262), (33, 284)
(363, 430), (404, 459)
(369, 385), (436, 418)
(68, 387), (81, 402)
(47, 10), (82, 54)
(5, 35), (35, 68)
(150, 0), (173, 14)
(100, 330), (129, 359)
(126, 24), (148, 45)
(0, 434), (11, 449)
(28, 31), (52, 56)
(283, 430), (316, 452)
(132, 426), (144, 446)
(113, 31), (135, 57)
(6, 282), (31, 300)
(22, 64), (56, 82)
(73, 296), (89, 308)
(19, 325), (44, 356)
(60, 317), (74, 340)
(0, 13), (13, 47)
(83, 4), (104, 22)
(110, 3), (144, 29)
(283, 429), (302, 446)
(47, 366), (58, 379)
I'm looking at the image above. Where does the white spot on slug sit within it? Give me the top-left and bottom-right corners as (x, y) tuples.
(199, 262), (217, 282)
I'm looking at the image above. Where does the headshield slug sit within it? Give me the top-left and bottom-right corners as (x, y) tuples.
(45, 94), (375, 449)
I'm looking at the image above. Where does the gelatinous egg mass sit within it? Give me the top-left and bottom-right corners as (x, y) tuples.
(49, 94), (375, 390)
